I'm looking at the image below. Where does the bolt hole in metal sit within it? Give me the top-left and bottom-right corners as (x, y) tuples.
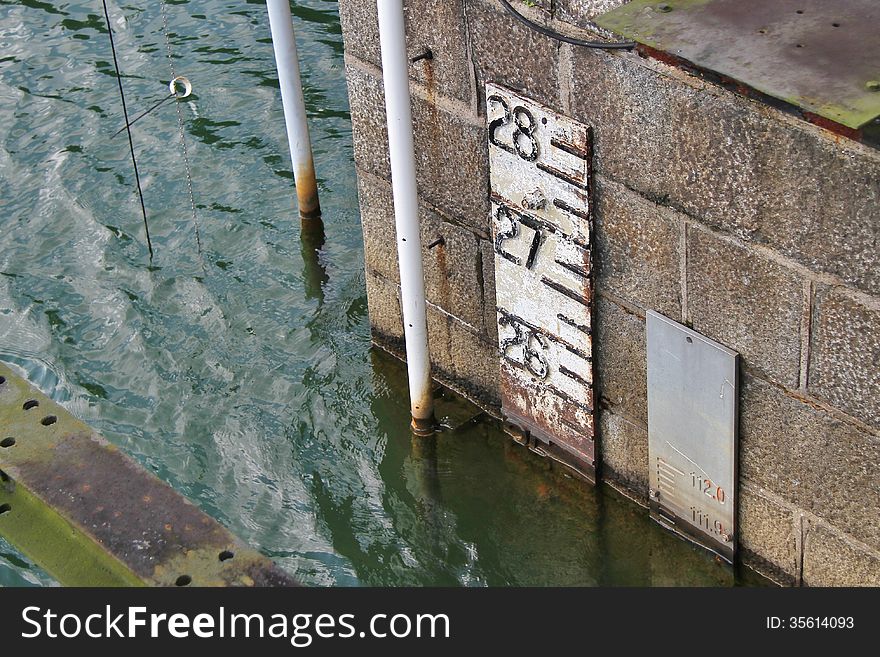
(0, 437), (15, 448)
(175, 574), (192, 586)
(686, 336), (693, 344)
(22, 399), (39, 410)
(0, 503), (11, 516)
(218, 550), (234, 562)
(0, 375), (6, 385)
(41, 415), (57, 426)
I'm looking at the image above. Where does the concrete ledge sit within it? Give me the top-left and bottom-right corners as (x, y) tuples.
(0, 363), (296, 587)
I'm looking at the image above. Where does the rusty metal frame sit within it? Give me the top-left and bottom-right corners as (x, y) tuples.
(0, 363), (296, 586)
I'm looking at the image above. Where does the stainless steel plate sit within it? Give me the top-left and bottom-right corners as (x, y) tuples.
(646, 311), (738, 562)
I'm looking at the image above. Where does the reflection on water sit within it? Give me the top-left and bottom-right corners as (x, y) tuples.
(0, 0), (766, 587)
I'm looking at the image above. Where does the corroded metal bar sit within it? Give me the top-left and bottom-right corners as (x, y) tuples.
(377, 0), (435, 434)
(0, 363), (296, 587)
(266, 0), (322, 221)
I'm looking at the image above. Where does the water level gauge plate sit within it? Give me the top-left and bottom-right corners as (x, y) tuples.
(596, 0), (880, 129)
(486, 83), (596, 481)
(646, 311), (738, 562)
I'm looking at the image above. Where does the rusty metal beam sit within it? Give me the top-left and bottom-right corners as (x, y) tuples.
(0, 363), (297, 587)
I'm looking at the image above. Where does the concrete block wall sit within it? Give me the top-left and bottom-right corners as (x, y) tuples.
(339, 0), (880, 586)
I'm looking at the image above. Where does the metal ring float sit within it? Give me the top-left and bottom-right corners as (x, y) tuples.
(168, 76), (192, 98)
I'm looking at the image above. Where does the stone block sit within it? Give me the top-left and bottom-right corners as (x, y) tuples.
(364, 268), (404, 353)
(346, 63), (390, 178)
(404, 0), (473, 105)
(340, 0), (473, 105)
(464, 0), (561, 113)
(426, 300), (454, 377)
(803, 523), (880, 587)
(738, 485), (799, 585)
(594, 175), (682, 317)
(357, 169), (486, 330)
(420, 207), (485, 332)
(598, 410), (648, 496)
(427, 303), (501, 409)
(569, 48), (880, 296)
(345, 62), (490, 231)
(595, 296), (647, 425)
(687, 228), (802, 388)
(480, 238), (498, 344)
(740, 374), (880, 548)
(809, 286), (880, 431)
(356, 169), (399, 283)
(338, 0), (380, 67)
(410, 94), (490, 231)
(447, 313), (502, 409)
(365, 273), (499, 410)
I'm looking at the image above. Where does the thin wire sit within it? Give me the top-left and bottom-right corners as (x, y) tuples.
(101, 0), (154, 260)
(499, 0), (635, 50)
(111, 93), (174, 138)
(159, 0), (203, 261)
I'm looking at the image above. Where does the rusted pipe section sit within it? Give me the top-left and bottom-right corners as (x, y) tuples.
(376, 0), (435, 435)
(266, 0), (321, 222)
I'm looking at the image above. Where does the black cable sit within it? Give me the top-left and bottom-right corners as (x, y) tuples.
(111, 93), (174, 139)
(101, 0), (154, 260)
(499, 0), (635, 50)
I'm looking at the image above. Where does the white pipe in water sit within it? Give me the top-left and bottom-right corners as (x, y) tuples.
(377, 0), (434, 434)
(266, 0), (321, 220)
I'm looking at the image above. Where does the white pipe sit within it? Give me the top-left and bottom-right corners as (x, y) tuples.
(266, 0), (321, 220)
(377, 0), (434, 433)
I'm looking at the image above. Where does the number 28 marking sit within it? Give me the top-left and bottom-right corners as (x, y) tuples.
(488, 94), (540, 162)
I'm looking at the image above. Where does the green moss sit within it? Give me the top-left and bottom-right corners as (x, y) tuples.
(0, 481), (145, 587)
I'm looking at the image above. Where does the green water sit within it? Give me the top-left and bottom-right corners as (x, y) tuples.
(0, 0), (765, 587)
